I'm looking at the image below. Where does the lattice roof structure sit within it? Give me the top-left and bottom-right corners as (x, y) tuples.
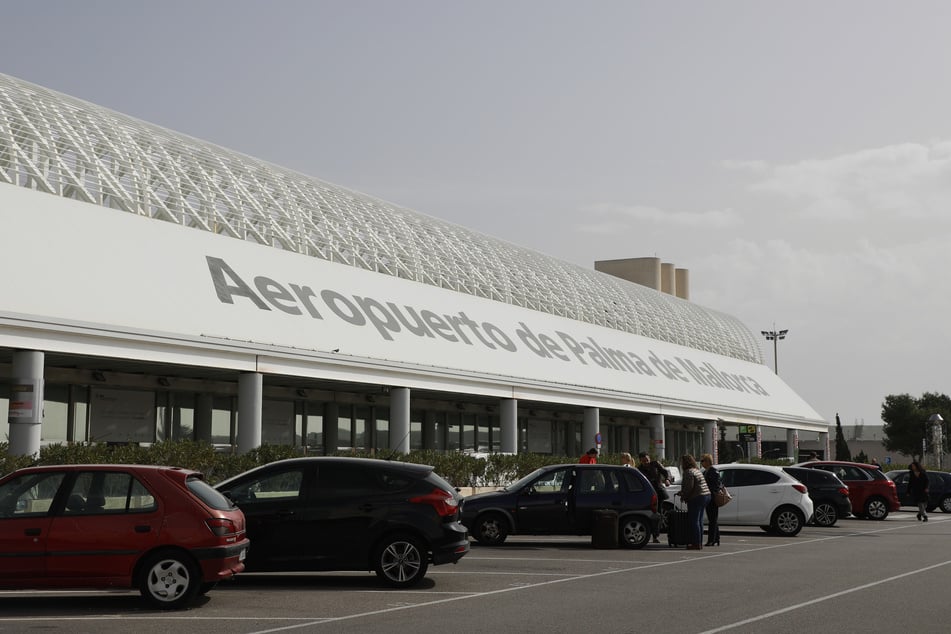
(0, 73), (763, 364)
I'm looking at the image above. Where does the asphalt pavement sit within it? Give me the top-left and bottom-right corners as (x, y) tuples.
(2, 510), (948, 634)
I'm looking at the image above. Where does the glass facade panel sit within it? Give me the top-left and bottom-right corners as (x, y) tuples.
(305, 411), (323, 452)
(211, 397), (233, 445)
(41, 384), (68, 443)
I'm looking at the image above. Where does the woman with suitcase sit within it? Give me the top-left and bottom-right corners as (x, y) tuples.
(675, 454), (711, 550)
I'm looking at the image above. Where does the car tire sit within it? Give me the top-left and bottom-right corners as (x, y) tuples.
(198, 582), (218, 596)
(618, 516), (650, 549)
(771, 506), (805, 536)
(473, 512), (509, 545)
(941, 496), (951, 513)
(812, 502), (838, 527)
(373, 533), (429, 588)
(138, 549), (201, 610)
(864, 497), (889, 520)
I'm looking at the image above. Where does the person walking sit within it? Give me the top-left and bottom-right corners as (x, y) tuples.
(908, 461), (929, 521)
(637, 452), (671, 543)
(620, 452), (635, 467)
(675, 454), (711, 550)
(700, 453), (721, 546)
(579, 448), (598, 464)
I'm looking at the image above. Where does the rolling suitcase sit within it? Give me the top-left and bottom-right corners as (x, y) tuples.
(667, 499), (690, 548)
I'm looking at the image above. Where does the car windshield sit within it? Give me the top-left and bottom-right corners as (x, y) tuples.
(504, 467), (552, 491)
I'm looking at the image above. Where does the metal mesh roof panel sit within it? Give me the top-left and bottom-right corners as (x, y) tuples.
(0, 73), (762, 363)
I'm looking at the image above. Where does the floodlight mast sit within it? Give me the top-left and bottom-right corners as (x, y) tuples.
(761, 328), (788, 374)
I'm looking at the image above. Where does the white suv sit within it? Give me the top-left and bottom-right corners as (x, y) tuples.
(660, 463), (813, 537)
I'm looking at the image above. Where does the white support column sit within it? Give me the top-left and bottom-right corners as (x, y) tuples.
(323, 402), (339, 454)
(820, 431), (830, 459)
(236, 372), (262, 454)
(786, 429), (798, 461)
(390, 387), (411, 454)
(500, 398), (517, 454)
(583, 407), (600, 454)
(704, 420), (717, 462)
(650, 414), (666, 461)
(8, 350), (44, 457)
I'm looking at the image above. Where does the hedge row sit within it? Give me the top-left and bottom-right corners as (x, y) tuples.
(0, 441), (584, 488)
(1, 441), (861, 488)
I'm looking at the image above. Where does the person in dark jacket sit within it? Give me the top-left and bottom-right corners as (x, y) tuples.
(908, 461), (929, 521)
(637, 452), (670, 543)
(700, 453), (721, 546)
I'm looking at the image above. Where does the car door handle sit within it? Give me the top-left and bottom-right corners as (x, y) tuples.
(24, 527), (41, 536)
(275, 510), (295, 517)
(134, 525), (151, 533)
(358, 504), (374, 511)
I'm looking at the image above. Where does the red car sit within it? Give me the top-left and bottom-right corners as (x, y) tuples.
(0, 464), (248, 608)
(795, 460), (900, 520)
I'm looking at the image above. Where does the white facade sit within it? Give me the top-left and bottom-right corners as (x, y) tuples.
(0, 73), (827, 458)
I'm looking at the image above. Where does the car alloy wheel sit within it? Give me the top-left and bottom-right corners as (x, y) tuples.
(619, 516), (650, 549)
(475, 513), (509, 545)
(864, 497), (889, 520)
(771, 507), (804, 536)
(941, 496), (951, 513)
(374, 534), (429, 588)
(812, 502), (838, 527)
(139, 549), (200, 610)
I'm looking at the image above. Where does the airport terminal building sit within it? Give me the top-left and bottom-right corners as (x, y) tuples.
(0, 73), (828, 460)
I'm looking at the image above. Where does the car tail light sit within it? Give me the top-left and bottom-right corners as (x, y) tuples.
(837, 487), (849, 496)
(651, 492), (658, 513)
(792, 483), (808, 495)
(206, 517), (238, 538)
(410, 487), (459, 518)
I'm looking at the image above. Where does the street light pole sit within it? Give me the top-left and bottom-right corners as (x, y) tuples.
(761, 328), (789, 374)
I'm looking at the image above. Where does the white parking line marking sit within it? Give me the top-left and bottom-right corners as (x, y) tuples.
(697, 558), (951, 633)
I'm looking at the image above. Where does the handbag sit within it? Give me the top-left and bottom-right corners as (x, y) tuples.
(714, 486), (733, 507)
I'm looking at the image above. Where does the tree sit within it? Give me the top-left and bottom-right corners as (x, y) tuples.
(881, 392), (951, 458)
(834, 413), (851, 461)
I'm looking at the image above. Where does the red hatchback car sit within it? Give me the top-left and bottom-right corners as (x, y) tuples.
(795, 460), (900, 520)
(0, 464), (248, 608)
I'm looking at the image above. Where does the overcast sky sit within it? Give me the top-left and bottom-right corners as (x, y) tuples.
(5, 1), (951, 431)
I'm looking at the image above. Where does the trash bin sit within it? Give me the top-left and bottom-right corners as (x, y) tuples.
(591, 509), (619, 549)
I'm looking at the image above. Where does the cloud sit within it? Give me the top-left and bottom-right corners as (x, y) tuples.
(580, 203), (742, 229)
(746, 141), (951, 222)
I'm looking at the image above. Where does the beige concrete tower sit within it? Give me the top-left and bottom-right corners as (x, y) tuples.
(594, 257), (662, 291)
(675, 268), (690, 300)
(595, 257), (690, 300)
(661, 262), (676, 296)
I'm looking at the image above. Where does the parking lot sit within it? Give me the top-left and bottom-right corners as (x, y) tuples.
(2, 511), (949, 634)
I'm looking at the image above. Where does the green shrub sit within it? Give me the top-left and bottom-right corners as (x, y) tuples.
(0, 444), (639, 488)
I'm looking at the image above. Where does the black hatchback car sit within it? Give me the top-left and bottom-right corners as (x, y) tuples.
(214, 457), (469, 588)
(885, 469), (951, 513)
(783, 466), (852, 527)
(460, 464), (658, 548)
